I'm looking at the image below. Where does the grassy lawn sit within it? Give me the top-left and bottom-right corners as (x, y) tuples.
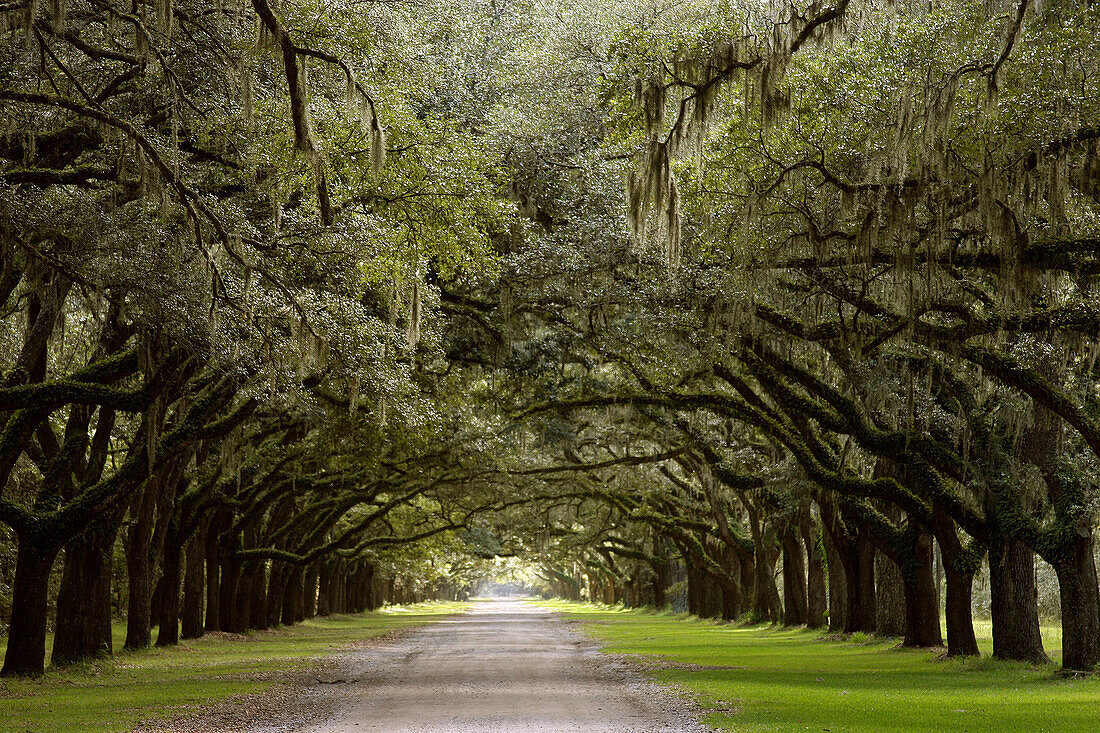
(540, 600), (1100, 733)
(0, 602), (466, 733)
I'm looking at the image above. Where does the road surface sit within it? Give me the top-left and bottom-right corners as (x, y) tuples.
(279, 598), (708, 732)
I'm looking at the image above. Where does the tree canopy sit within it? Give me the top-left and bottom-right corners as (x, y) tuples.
(3, 0), (1100, 677)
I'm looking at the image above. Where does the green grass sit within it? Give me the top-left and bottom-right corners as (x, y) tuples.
(0, 602), (467, 733)
(540, 600), (1100, 733)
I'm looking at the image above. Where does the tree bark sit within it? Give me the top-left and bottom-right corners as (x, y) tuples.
(1055, 536), (1100, 671)
(155, 522), (182, 646)
(267, 562), (288, 628)
(839, 531), (877, 633)
(1, 542), (60, 676)
(356, 563), (374, 614)
(52, 520), (118, 665)
(988, 536), (1047, 662)
(1015, 355), (1090, 668)
(249, 560), (268, 630)
(650, 554), (668, 609)
(316, 562), (332, 616)
(747, 504), (782, 622)
(780, 526), (808, 626)
(932, 506), (980, 658)
(125, 457), (182, 651)
(898, 529), (942, 648)
(822, 517), (848, 632)
(719, 545), (741, 621)
(124, 476), (160, 650)
(304, 563), (319, 618)
(281, 565), (303, 624)
(802, 515), (827, 629)
(875, 550), (906, 637)
(204, 512), (224, 632)
(700, 569), (723, 618)
(218, 551), (242, 632)
(181, 523), (206, 639)
(738, 553), (756, 617)
(819, 496), (851, 632)
(686, 557), (705, 616)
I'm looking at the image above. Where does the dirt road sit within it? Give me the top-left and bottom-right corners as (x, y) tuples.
(270, 598), (708, 732)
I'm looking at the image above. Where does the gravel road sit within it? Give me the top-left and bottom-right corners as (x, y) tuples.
(259, 598), (710, 733)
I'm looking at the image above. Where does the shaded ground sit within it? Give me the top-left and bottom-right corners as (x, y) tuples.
(250, 598), (708, 733)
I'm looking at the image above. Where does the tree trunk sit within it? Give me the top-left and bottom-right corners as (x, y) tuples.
(822, 519), (848, 632)
(989, 536), (1047, 662)
(124, 479), (160, 651)
(230, 561), (253, 632)
(650, 556), (668, 609)
(875, 550), (906, 637)
(780, 527), (808, 626)
(719, 546), (741, 621)
(268, 562), (288, 628)
(686, 559), (704, 616)
(1015, 356), (1083, 667)
(942, 557), (979, 657)
(899, 530), (942, 648)
(181, 524), (206, 639)
(931, 506), (980, 657)
(249, 560), (268, 630)
(719, 573), (740, 621)
(329, 562), (346, 613)
(747, 505), (781, 622)
(1, 542), (59, 676)
(292, 565), (308, 621)
(219, 552), (242, 632)
(125, 453), (183, 651)
(52, 521), (118, 665)
(1055, 536), (1100, 671)
(282, 566), (303, 624)
(802, 515), (827, 629)
(839, 531), (876, 633)
(316, 562), (332, 616)
(204, 513), (224, 632)
(700, 569), (723, 618)
(155, 525), (182, 646)
(304, 563), (319, 618)
(233, 564), (254, 632)
(361, 563), (375, 614)
(855, 534), (877, 632)
(738, 554), (756, 617)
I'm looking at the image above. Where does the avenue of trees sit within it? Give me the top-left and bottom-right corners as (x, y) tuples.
(3, 0), (1100, 678)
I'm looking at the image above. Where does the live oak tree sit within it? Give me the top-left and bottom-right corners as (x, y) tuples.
(478, 0), (1100, 670)
(0, 0), (507, 675)
(4, 0), (1100, 678)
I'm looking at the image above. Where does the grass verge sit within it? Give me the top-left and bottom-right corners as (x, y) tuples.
(539, 600), (1100, 733)
(0, 601), (467, 733)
